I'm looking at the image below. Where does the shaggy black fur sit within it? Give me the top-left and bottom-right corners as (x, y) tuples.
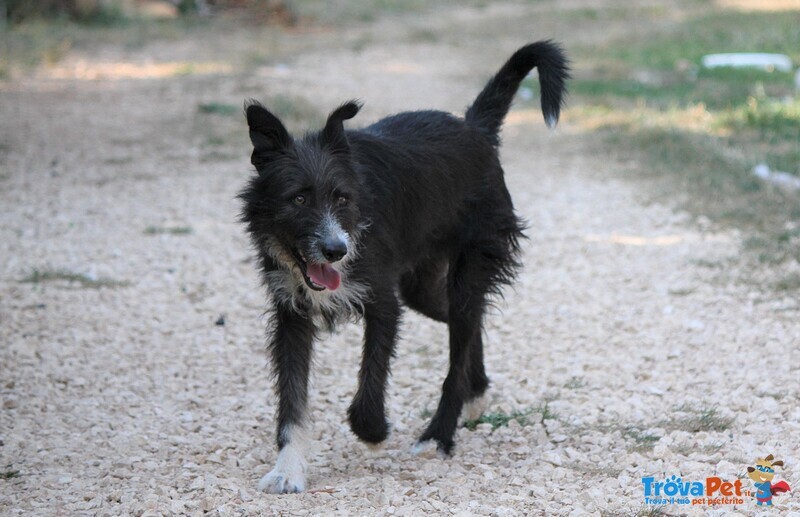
(240, 41), (569, 490)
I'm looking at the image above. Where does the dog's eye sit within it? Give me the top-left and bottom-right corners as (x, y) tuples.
(336, 195), (349, 206)
(293, 195), (306, 205)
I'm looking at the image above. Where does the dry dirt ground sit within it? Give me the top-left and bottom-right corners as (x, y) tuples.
(2, 2), (799, 516)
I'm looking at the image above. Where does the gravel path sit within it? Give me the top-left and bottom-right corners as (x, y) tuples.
(2, 3), (799, 515)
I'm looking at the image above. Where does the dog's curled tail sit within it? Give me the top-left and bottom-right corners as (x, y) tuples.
(465, 41), (570, 146)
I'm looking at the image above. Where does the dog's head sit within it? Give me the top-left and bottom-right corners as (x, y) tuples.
(240, 100), (363, 292)
(747, 454), (783, 483)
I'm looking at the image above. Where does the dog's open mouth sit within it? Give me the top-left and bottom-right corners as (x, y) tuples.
(292, 249), (341, 291)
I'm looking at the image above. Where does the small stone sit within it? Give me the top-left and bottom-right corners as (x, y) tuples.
(541, 451), (562, 466)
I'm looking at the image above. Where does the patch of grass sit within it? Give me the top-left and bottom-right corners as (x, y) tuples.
(76, 2), (130, 27)
(198, 102), (239, 116)
(567, 77), (696, 108)
(0, 15), (213, 77)
(144, 226), (193, 235)
(0, 21), (74, 75)
(1, 469), (20, 480)
(624, 427), (661, 452)
(602, 11), (800, 71)
(419, 407), (433, 419)
(601, 507), (668, 517)
(204, 136), (227, 147)
(663, 406), (733, 433)
(535, 401), (558, 422)
(291, 0), (430, 25)
(721, 97), (800, 142)
(631, 506), (670, 517)
(463, 408), (534, 431)
(5, 0), (130, 27)
(464, 403), (556, 431)
(21, 269), (129, 289)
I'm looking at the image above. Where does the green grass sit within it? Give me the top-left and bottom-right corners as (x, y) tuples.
(721, 97), (800, 143)
(566, 6), (800, 279)
(20, 269), (129, 289)
(624, 427), (662, 452)
(144, 225), (193, 235)
(0, 15), (212, 78)
(602, 11), (800, 71)
(602, 506), (669, 517)
(1, 470), (20, 480)
(663, 406), (733, 433)
(463, 402), (557, 431)
(464, 409), (535, 431)
(290, 0), (434, 24)
(198, 102), (239, 116)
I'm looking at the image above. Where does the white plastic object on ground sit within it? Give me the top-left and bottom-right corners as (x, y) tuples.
(753, 163), (800, 191)
(701, 53), (793, 72)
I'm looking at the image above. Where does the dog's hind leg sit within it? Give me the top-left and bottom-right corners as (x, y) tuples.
(462, 338), (490, 422)
(417, 247), (493, 455)
(348, 292), (401, 445)
(258, 304), (315, 494)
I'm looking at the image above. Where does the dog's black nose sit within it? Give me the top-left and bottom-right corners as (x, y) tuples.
(321, 237), (347, 262)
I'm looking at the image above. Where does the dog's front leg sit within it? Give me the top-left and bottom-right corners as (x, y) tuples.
(348, 295), (400, 445)
(258, 304), (315, 494)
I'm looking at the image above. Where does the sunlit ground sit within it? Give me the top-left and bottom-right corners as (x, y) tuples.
(44, 60), (233, 80)
(716, 0), (800, 11)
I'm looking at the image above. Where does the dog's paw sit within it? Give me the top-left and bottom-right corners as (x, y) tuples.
(348, 405), (390, 445)
(411, 439), (453, 460)
(461, 393), (489, 423)
(413, 434), (454, 458)
(258, 443), (307, 494)
(258, 468), (305, 494)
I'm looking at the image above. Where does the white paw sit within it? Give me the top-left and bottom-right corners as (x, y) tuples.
(461, 393), (489, 422)
(410, 439), (450, 459)
(364, 440), (385, 451)
(258, 442), (307, 494)
(410, 439), (437, 457)
(258, 467), (305, 494)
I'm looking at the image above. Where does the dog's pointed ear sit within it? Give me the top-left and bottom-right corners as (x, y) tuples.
(321, 100), (361, 154)
(765, 454), (774, 461)
(245, 100), (293, 168)
(772, 460), (784, 467)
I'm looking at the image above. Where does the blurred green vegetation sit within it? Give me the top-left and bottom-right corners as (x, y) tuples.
(548, 7), (800, 268)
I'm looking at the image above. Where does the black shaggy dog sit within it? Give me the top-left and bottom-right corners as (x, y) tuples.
(240, 41), (569, 494)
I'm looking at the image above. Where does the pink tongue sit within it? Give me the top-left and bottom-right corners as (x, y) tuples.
(306, 263), (341, 290)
